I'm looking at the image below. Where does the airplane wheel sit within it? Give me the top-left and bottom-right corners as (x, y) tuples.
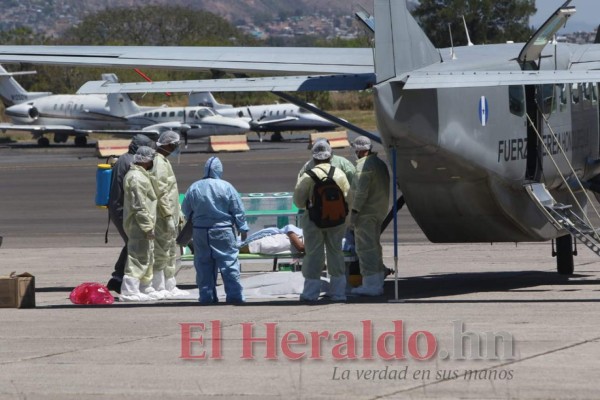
(74, 136), (87, 147)
(270, 132), (283, 142)
(38, 137), (50, 147)
(556, 235), (574, 275)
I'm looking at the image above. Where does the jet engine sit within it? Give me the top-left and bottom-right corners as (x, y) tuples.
(28, 106), (39, 120)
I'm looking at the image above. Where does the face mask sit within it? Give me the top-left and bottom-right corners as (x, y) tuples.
(171, 145), (181, 157)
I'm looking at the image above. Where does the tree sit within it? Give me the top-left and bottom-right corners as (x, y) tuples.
(12, 6), (263, 99)
(413, 0), (536, 48)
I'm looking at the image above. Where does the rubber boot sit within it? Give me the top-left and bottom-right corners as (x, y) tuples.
(165, 277), (190, 299)
(300, 278), (322, 302)
(152, 270), (171, 298)
(327, 275), (347, 302)
(351, 272), (385, 296)
(120, 275), (152, 302)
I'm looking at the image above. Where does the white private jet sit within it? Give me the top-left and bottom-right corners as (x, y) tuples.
(125, 105), (250, 143)
(0, 67), (249, 146)
(0, 67), (160, 146)
(188, 92), (338, 141)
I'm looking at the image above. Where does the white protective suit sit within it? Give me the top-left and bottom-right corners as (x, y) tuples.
(150, 152), (181, 292)
(294, 163), (350, 301)
(122, 163), (157, 296)
(349, 152), (390, 290)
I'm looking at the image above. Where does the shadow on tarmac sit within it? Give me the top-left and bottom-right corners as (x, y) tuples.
(35, 270), (600, 308)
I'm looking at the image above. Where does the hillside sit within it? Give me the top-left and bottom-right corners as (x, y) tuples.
(2, 0), (374, 36)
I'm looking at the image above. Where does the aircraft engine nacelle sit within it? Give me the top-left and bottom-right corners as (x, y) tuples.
(4, 103), (40, 123)
(28, 106), (39, 121)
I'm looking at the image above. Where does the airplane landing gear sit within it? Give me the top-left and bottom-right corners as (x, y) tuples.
(554, 235), (574, 275)
(270, 132), (283, 142)
(37, 137), (50, 147)
(74, 135), (87, 147)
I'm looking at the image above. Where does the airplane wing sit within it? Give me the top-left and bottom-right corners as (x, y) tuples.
(0, 123), (76, 134)
(403, 70), (600, 90)
(0, 46), (374, 75)
(76, 73), (376, 95)
(252, 116), (299, 128)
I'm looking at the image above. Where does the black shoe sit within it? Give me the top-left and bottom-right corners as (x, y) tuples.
(106, 277), (122, 294)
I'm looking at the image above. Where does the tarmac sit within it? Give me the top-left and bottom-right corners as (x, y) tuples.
(1, 136), (600, 399)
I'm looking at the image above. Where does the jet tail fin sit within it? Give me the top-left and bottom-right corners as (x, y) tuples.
(0, 64), (51, 107)
(107, 93), (140, 117)
(374, 0), (439, 83)
(188, 91), (232, 109)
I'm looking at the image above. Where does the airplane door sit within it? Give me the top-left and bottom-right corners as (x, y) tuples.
(525, 85), (542, 181)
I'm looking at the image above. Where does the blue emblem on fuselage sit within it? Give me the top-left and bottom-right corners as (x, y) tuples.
(478, 96), (489, 127)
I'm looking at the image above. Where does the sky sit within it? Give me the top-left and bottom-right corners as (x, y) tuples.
(530, 0), (599, 32)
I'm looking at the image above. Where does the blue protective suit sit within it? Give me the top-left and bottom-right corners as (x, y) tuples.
(181, 157), (249, 303)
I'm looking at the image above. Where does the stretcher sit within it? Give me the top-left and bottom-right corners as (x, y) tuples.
(180, 251), (303, 272)
(178, 251), (356, 275)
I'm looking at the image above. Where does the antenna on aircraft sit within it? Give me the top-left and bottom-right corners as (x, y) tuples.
(448, 24), (457, 60)
(462, 16), (474, 46)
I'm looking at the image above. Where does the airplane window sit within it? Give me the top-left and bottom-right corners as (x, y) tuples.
(169, 111), (175, 117)
(508, 85), (525, 117)
(177, 111), (183, 117)
(276, 111), (279, 116)
(60, 104), (64, 110)
(54, 104), (57, 110)
(198, 108), (215, 117)
(558, 84), (568, 111)
(538, 84), (555, 116)
(238, 111), (243, 117)
(188, 111), (195, 118)
(283, 110), (286, 115)
(154, 112), (159, 117)
(270, 111), (273, 116)
(299, 108), (309, 114)
(161, 112), (167, 117)
(571, 84), (580, 104)
(588, 83), (595, 104)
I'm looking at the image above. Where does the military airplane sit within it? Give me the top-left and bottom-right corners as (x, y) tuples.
(1, 0), (599, 275)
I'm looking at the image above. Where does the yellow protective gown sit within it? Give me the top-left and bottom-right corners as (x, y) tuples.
(123, 164), (157, 284)
(348, 153), (390, 277)
(293, 163), (350, 280)
(150, 153), (180, 279)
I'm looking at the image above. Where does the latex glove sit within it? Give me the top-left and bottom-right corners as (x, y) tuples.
(348, 210), (359, 231)
(146, 230), (156, 240)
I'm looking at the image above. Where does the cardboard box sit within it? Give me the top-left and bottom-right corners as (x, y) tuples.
(0, 272), (35, 308)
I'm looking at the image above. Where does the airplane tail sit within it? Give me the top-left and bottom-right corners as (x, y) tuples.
(188, 92), (232, 109)
(374, 0), (439, 83)
(107, 93), (141, 117)
(0, 64), (52, 107)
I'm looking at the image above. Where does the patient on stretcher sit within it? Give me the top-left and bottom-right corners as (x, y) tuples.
(238, 225), (305, 255)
